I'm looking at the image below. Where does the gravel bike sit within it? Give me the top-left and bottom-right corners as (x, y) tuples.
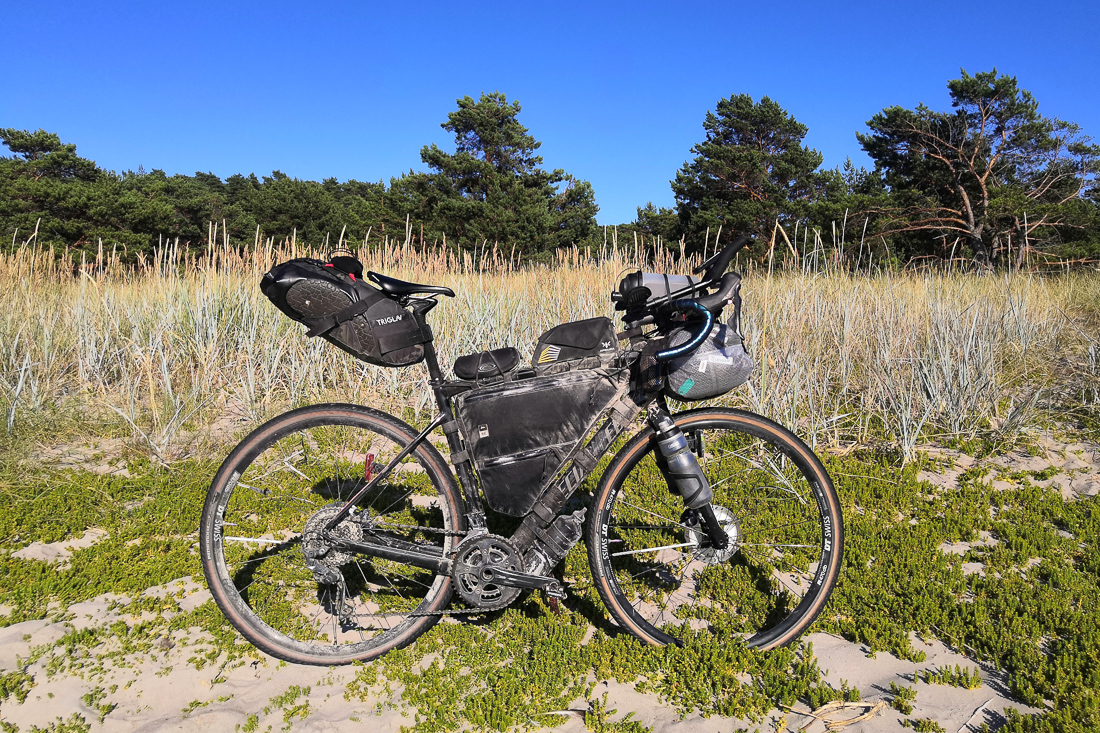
(198, 236), (843, 665)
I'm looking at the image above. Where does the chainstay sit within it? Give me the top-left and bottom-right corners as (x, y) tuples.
(368, 520), (469, 537)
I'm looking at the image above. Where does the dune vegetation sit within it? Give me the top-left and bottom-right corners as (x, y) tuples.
(2, 235), (1099, 731)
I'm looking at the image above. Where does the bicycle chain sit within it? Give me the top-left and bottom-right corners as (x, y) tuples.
(353, 523), (522, 615)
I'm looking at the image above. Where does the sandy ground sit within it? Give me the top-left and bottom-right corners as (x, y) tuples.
(0, 596), (1041, 733)
(4, 432), (1094, 732)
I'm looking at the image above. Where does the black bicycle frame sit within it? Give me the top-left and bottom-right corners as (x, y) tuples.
(321, 301), (717, 576)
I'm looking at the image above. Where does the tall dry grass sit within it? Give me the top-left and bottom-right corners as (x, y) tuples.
(3, 234), (1099, 460)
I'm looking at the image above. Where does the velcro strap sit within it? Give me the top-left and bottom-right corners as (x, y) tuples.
(610, 399), (636, 426)
(573, 451), (596, 474)
(441, 420), (461, 436)
(532, 502), (557, 525)
(303, 298), (374, 338)
(450, 449), (470, 465)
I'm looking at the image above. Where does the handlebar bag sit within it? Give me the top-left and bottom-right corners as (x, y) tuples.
(532, 317), (618, 368)
(455, 369), (624, 516)
(663, 322), (753, 402)
(261, 257), (429, 367)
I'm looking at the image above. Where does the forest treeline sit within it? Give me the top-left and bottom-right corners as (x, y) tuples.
(3, 69), (1098, 268)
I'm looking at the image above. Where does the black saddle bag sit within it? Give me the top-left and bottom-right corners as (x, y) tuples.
(260, 257), (429, 367)
(455, 369), (625, 516)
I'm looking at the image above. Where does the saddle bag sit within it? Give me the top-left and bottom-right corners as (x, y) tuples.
(455, 369), (625, 516)
(260, 256), (429, 367)
(532, 317), (618, 369)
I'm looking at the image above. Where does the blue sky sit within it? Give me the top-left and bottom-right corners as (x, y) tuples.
(4, 0), (1098, 225)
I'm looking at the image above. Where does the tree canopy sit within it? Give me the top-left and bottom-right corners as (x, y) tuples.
(2, 74), (1097, 267)
(858, 69), (1100, 266)
(412, 92), (598, 257)
(671, 95), (824, 250)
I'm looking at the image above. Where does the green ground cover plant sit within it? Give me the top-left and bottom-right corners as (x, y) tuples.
(1, 254), (1098, 731)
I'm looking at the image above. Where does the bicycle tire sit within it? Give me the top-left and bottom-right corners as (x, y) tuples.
(198, 404), (465, 665)
(587, 407), (842, 650)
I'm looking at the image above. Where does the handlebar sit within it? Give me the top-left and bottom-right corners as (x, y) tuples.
(693, 235), (750, 282)
(655, 300), (714, 362)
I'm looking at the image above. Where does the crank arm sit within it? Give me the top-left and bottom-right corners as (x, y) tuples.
(330, 537), (451, 575)
(485, 567), (566, 598)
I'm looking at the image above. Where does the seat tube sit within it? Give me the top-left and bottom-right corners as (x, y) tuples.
(417, 321), (488, 532)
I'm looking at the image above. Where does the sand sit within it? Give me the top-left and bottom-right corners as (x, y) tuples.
(3, 431), (1092, 732)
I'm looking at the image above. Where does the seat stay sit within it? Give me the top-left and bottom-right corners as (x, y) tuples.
(368, 271), (455, 298)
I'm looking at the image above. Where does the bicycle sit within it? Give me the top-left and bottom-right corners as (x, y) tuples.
(198, 235), (844, 665)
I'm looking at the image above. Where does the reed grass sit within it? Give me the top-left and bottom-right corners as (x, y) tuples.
(2, 233), (1098, 460)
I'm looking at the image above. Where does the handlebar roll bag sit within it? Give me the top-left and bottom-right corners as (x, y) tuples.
(261, 258), (429, 367)
(663, 321), (753, 402)
(455, 369), (625, 516)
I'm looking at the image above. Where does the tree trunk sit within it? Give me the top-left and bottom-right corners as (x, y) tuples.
(1014, 217), (1027, 271)
(968, 227), (991, 270)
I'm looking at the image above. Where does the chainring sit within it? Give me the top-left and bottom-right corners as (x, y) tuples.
(451, 534), (524, 610)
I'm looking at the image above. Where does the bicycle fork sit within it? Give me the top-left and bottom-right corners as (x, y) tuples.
(646, 405), (729, 551)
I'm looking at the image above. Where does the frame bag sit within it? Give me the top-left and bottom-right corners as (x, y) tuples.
(456, 369), (625, 516)
(260, 257), (429, 367)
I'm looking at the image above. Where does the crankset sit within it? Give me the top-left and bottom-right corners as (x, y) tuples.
(451, 534), (566, 610)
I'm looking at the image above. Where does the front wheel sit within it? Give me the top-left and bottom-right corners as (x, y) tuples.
(587, 408), (843, 650)
(198, 404), (465, 665)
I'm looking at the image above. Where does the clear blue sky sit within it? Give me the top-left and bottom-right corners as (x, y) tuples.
(4, 0), (1098, 225)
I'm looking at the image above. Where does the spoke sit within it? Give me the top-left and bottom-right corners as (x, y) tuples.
(739, 542), (819, 549)
(618, 499), (694, 532)
(282, 460), (312, 482)
(740, 518), (816, 535)
(629, 563), (674, 581)
(247, 448), (304, 485)
(609, 523), (683, 531)
(224, 536), (286, 545)
(612, 541), (697, 557)
(374, 481), (424, 518)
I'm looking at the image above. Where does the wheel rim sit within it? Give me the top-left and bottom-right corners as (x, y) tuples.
(598, 415), (836, 647)
(210, 416), (455, 655)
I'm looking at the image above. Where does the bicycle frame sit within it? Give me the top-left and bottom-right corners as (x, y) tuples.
(321, 301), (646, 578)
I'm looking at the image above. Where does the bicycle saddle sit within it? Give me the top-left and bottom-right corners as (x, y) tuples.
(367, 271), (456, 298)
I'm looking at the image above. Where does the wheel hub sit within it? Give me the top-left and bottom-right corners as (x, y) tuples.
(451, 534), (523, 609)
(302, 504), (363, 583)
(683, 505), (740, 564)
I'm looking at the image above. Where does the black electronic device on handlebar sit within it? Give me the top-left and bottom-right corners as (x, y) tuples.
(613, 235), (751, 336)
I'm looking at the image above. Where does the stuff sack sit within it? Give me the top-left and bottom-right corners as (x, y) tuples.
(663, 321), (753, 402)
(532, 317), (618, 368)
(456, 369), (625, 516)
(260, 257), (429, 367)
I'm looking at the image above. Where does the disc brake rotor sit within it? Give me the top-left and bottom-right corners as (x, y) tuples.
(683, 505), (740, 564)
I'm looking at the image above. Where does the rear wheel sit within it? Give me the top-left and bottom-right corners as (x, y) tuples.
(587, 408), (842, 650)
(198, 404), (464, 665)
